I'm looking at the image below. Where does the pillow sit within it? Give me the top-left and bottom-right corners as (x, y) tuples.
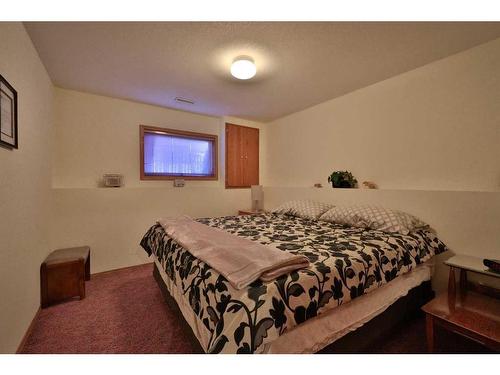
(318, 205), (428, 235)
(272, 200), (334, 220)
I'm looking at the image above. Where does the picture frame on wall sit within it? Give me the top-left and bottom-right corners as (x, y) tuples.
(0, 74), (18, 149)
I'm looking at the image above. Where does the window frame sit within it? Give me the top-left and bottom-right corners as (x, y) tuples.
(140, 124), (218, 181)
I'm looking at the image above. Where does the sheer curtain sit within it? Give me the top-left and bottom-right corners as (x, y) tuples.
(144, 132), (213, 176)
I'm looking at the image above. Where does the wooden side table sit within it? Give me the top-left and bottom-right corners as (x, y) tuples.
(40, 246), (91, 308)
(238, 209), (263, 215)
(422, 255), (500, 352)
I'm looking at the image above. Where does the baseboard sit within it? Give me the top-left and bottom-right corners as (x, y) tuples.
(16, 306), (41, 354)
(91, 261), (153, 277)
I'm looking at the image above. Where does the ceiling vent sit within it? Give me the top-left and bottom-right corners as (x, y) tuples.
(175, 97), (194, 105)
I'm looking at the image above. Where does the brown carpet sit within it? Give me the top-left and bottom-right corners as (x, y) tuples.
(21, 263), (491, 354)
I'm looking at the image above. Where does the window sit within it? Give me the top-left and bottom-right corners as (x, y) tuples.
(140, 125), (218, 180)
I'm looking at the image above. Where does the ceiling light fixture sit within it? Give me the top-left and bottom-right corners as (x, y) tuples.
(230, 57), (256, 80)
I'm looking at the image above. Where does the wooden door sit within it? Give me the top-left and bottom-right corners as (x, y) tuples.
(225, 123), (259, 188)
(225, 124), (244, 187)
(242, 126), (259, 186)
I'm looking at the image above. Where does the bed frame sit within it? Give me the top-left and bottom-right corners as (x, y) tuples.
(153, 263), (434, 354)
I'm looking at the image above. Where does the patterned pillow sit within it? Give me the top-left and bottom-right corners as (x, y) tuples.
(318, 205), (428, 234)
(272, 200), (334, 220)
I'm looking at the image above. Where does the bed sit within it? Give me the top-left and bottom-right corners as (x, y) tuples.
(140, 212), (447, 354)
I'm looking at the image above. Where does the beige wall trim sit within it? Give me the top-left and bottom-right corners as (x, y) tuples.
(15, 307), (41, 354)
(91, 261), (154, 277)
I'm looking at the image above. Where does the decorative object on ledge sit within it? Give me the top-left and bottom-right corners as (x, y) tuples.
(362, 181), (378, 189)
(0, 74), (18, 149)
(327, 170), (357, 188)
(313, 183), (323, 188)
(103, 174), (123, 187)
(251, 185), (264, 212)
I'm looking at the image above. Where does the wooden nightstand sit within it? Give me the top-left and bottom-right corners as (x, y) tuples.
(40, 246), (91, 308)
(422, 255), (500, 352)
(238, 209), (262, 215)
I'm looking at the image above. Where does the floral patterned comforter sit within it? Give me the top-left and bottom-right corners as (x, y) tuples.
(140, 213), (447, 353)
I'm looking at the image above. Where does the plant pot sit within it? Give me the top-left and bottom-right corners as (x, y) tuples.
(331, 181), (354, 188)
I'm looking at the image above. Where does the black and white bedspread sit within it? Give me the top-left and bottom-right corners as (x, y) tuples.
(140, 213), (447, 354)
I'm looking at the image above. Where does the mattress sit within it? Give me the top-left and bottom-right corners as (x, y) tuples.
(140, 213), (447, 353)
(153, 256), (433, 353)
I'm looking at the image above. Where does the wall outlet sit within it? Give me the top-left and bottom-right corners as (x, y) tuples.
(174, 179), (185, 187)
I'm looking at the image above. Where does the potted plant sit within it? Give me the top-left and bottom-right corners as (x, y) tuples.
(327, 171), (358, 188)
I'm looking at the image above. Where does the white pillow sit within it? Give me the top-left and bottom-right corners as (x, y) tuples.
(319, 205), (428, 235)
(272, 200), (334, 220)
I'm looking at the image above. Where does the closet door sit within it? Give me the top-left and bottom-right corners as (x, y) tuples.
(225, 123), (259, 188)
(225, 123), (244, 187)
(242, 126), (259, 187)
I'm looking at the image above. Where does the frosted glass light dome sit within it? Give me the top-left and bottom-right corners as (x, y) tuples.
(230, 58), (257, 80)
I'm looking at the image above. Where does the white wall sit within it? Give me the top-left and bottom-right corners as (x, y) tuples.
(0, 23), (54, 353)
(51, 89), (266, 273)
(262, 39), (500, 291)
(54, 88), (221, 188)
(264, 38), (500, 192)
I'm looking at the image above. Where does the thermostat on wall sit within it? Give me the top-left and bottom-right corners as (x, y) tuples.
(174, 179), (185, 187)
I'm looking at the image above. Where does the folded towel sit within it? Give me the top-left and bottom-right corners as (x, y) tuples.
(158, 216), (310, 290)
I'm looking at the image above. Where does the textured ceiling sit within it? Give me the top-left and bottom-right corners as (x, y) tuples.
(25, 22), (500, 122)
